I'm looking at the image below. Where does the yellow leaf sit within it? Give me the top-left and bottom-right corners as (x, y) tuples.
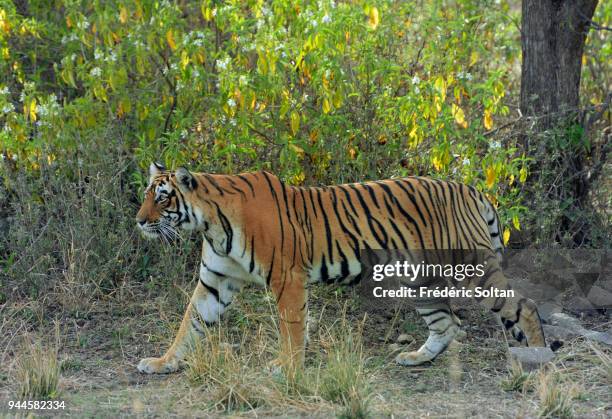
(180, 50), (190, 69)
(485, 166), (496, 188)
(119, 6), (129, 24)
(322, 98), (331, 114)
(432, 155), (443, 171)
(290, 111), (300, 135)
(484, 109), (493, 130)
(28, 99), (37, 121)
(434, 76), (446, 101)
(368, 7), (380, 30)
(512, 215), (521, 231)
(202, 6), (214, 21)
(452, 103), (467, 128)
(332, 89), (343, 108)
(470, 51), (479, 66)
(519, 166), (528, 183)
(503, 228), (510, 245)
(290, 171), (305, 185)
(166, 30), (176, 50)
(290, 144), (304, 159)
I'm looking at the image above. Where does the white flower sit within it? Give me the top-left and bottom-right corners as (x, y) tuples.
(77, 19), (89, 30)
(457, 71), (473, 81)
(216, 57), (230, 70)
(239, 75), (248, 85)
(212, 8), (217, 17)
(414, 86), (420, 94)
(411, 75), (420, 85)
(462, 157), (470, 166)
(0, 86), (9, 95)
(322, 14), (332, 24)
(11, 154), (17, 161)
(193, 38), (203, 47)
(37, 104), (48, 117)
(19, 92), (26, 102)
(90, 67), (102, 77)
(94, 50), (103, 60)
(180, 129), (188, 139)
(490, 140), (502, 149)
(108, 51), (117, 62)
(70, 53), (77, 62)
(0, 154), (4, 160)
(1, 103), (13, 114)
(227, 98), (236, 107)
(229, 118), (237, 126)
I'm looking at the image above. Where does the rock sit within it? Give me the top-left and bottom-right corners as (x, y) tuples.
(549, 312), (584, 331)
(597, 280), (612, 293)
(564, 295), (596, 316)
(454, 329), (467, 342)
(582, 330), (612, 346)
(548, 312), (612, 346)
(586, 285), (612, 309)
(543, 324), (576, 342)
(538, 302), (563, 323)
(397, 334), (414, 344)
(508, 347), (555, 371)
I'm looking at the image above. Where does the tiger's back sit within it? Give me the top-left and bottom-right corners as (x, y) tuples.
(270, 176), (504, 285)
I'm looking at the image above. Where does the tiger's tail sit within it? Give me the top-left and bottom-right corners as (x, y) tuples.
(480, 195), (504, 264)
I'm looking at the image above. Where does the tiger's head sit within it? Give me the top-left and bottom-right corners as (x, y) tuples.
(136, 162), (200, 241)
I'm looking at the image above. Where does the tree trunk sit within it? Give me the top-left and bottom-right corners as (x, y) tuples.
(520, 0), (598, 127)
(520, 0), (600, 247)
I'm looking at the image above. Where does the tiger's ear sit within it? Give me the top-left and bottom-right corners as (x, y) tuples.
(149, 162), (166, 182)
(175, 167), (197, 192)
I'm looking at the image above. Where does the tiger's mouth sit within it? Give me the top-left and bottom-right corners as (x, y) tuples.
(138, 221), (179, 243)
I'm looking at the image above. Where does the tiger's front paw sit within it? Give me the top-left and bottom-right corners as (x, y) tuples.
(137, 357), (179, 374)
(395, 350), (434, 366)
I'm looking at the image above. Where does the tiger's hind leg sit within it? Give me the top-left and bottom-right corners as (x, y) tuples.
(395, 302), (461, 366)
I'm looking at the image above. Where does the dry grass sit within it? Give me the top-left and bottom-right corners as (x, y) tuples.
(316, 313), (372, 418)
(181, 303), (375, 417)
(185, 325), (266, 412)
(500, 360), (534, 393)
(536, 369), (579, 418)
(590, 343), (612, 384)
(14, 333), (61, 399)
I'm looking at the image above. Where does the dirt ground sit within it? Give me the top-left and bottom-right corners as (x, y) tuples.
(1, 282), (611, 418)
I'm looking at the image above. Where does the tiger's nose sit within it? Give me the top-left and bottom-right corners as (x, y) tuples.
(136, 217), (146, 226)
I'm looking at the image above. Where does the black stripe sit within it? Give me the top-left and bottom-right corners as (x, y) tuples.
(236, 174), (256, 197)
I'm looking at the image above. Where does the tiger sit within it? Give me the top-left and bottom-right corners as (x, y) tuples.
(135, 162), (552, 375)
